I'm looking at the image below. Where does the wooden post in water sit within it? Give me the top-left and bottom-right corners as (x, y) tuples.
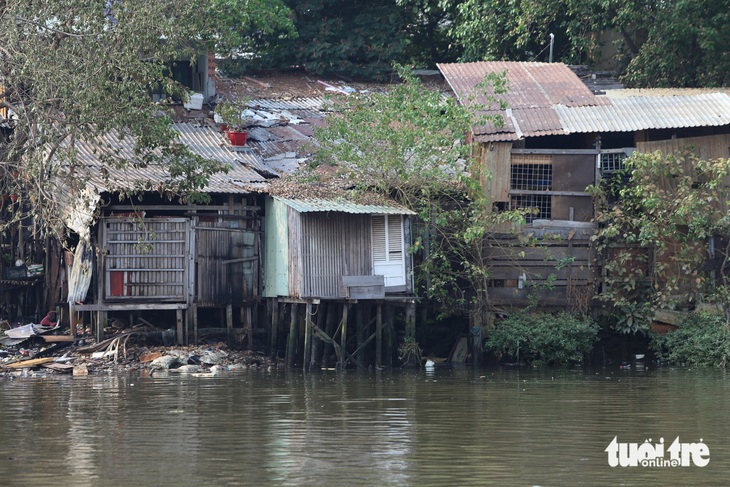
(287, 303), (298, 367)
(376, 303), (383, 368)
(405, 302), (416, 340)
(356, 304), (365, 370)
(321, 302), (335, 367)
(226, 304), (233, 346)
(269, 299), (278, 360)
(384, 305), (394, 367)
(245, 306), (253, 350)
(340, 302), (349, 370)
(311, 301), (321, 371)
(303, 300), (312, 372)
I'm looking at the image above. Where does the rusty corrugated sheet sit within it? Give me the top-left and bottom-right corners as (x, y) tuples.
(275, 197), (415, 215)
(555, 93), (730, 133)
(439, 62), (730, 140)
(439, 62), (606, 141)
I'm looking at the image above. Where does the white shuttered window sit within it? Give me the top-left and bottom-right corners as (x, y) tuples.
(371, 214), (405, 287)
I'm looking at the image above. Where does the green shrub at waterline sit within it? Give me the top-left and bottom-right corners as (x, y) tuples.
(485, 312), (599, 366)
(651, 312), (730, 367)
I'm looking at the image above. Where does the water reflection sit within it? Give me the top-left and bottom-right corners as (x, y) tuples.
(0, 367), (729, 486)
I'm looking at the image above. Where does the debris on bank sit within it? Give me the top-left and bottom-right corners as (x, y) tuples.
(0, 323), (275, 378)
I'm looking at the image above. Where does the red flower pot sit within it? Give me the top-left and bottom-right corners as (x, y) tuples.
(227, 130), (248, 146)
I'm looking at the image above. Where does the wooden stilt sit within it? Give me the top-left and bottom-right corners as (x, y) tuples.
(321, 302), (335, 367)
(287, 303), (298, 367)
(356, 304), (364, 370)
(176, 309), (184, 345)
(303, 300), (312, 372)
(405, 302), (416, 340)
(270, 299), (278, 360)
(226, 304), (233, 345)
(340, 303), (349, 370)
(384, 305), (394, 367)
(311, 301), (321, 371)
(376, 304), (383, 368)
(246, 306), (253, 350)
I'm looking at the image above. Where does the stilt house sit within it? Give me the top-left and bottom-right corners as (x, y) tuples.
(59, 122), (273, 344)
(438, 61), (730, 309)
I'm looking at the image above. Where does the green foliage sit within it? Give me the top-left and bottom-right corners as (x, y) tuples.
(213, 100), (251, 131)
(651, 312), (730, 367)
(592, 151), (730, 322)
(398, 336), (423, 367)
(0, 0), (292, 238)
(485, 312), (599, 366)
(250, 0), (411, 80)
(312, 66), (519, 318)
(622, 0), (729, 87)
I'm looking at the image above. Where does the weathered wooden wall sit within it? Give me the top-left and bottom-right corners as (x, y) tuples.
(637, 133), (730, 161)
(195, 214), (259, 306)
(477, 141), (512, 203)
(486, 230), (598, 309)
(102, 217), (188, 301)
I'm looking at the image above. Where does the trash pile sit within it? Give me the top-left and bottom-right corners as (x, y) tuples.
(1, 320), (275, 378)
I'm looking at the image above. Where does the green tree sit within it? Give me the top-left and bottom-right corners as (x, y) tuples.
(0, 0), (293, 238)
(443, 0), (727, 87)
(244, 0), (410, 80)
(590, 151), (730, 329)
(310, 66), (521, 323)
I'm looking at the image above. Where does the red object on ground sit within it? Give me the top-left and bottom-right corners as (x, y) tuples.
(40, 311), (57, 326)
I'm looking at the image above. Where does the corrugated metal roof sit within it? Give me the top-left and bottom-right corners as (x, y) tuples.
(274, 197), (415, 215)
(248, 97), (325, 111)
(64, 123), (269, 195)
(556, 93), (730, 133)
(438, 61), (606, 110)
(439, 62), (607, 141)
(439, 62), (730, 140)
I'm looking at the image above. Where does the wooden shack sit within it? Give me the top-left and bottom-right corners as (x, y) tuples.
(263, 196), (417, 369)
(438, 61), (730, 310)
(60, 122), (271, 344)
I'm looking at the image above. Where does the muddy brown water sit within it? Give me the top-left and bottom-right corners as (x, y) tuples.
(0, 366), (728, 486)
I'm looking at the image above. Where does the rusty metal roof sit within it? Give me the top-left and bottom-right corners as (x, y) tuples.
(66, 123), (269, 195)
(438, 62), (730, 140)
(275, 197), (415, 215)
(438, 62), (607, 141)
(555, 93), (730, 133)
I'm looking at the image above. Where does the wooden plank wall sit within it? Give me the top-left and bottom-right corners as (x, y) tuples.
(299, 213), (371, 299)
(486, 236), (598, 308)
(195, 199), (260, 306)
(478, 141), (512, 203)
(103, 218), (187, 300)
(637, 133), (730, 161)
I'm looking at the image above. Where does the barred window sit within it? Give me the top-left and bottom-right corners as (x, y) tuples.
(511, 164), (552, 191)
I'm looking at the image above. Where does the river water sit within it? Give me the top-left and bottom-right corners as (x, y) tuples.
(0, 365), (728, 486)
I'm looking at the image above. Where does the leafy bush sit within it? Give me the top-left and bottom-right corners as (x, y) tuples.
(485, 312), (599, 366)
(651, 312), (730, 367)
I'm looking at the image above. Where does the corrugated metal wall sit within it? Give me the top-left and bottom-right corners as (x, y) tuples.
(298, 212), (371, 298)
(103, 218), (187, 301)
